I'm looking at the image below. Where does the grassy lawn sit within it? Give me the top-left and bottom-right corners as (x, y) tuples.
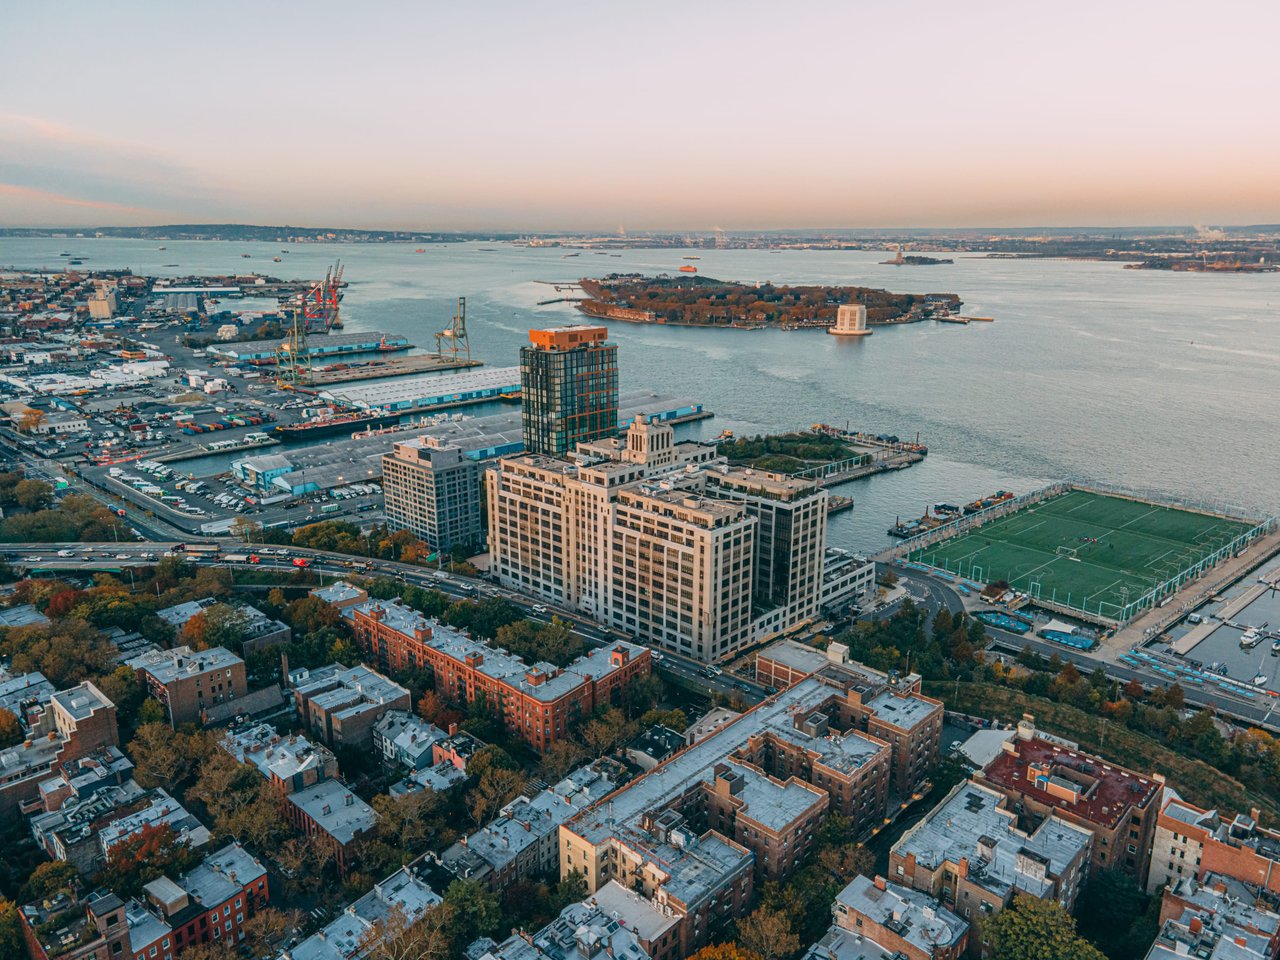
(926, 680), (1277, 821)
(912, 490), (1250, 618)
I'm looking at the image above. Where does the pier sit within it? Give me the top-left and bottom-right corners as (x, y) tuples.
(307, 354), (483, 385)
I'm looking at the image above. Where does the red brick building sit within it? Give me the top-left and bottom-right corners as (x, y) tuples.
(20, 843), (268, 960)
(0, 682), (118, 823)
(974, 718), (1163, 886)
(342, 599), (650, 751)
(1148, 793), (1280, 895)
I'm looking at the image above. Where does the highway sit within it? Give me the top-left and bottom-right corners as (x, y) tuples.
(13, 533), (1266, 728)
(4, 541), (769, 706)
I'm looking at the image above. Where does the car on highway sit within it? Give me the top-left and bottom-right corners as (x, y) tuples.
(292, 558), (311, 568)
(24, 555), (42, 562)
(650, 651), (664, 663)
(532, 604), (548, 614)
(703, 664), (723, 678)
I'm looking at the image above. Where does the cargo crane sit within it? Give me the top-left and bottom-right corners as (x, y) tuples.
(434, 296), (471, 362)
(274, 304), (313, 387)
(295, 261), (345, 332)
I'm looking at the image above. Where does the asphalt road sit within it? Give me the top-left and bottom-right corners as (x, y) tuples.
(6, 540), (767, 706)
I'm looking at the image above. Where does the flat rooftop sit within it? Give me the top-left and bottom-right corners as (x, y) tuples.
(567, 674), (885, 848)
(981, 735), (1162, 830)
(893, 781), (1092, 900)
(288, 779), (377, 845)
(345, 599), (646, 704)
(321, 366), (520, 409)
(864, 689), (938, 731)
(50, 682), (113, 721)
(127, 645), (243, 683)
(835, 875), (967, 954)
(713, 759), (827, 833)
(222, 723), (334, 783)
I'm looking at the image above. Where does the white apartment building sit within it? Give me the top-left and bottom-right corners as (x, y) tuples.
(486, 416), (828, 662)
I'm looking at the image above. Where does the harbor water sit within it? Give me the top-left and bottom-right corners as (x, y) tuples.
(4, 238), (1276, 553)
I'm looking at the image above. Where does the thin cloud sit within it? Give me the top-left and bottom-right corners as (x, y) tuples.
(0, 182), (157, 216)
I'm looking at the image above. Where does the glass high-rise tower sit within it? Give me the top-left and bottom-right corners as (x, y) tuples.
(520, 326), (619, 456)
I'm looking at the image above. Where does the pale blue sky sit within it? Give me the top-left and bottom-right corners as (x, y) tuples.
(3, 1), (1278, 229)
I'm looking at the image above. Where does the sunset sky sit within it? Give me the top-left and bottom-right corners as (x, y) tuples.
(4, 0), (1278, 230)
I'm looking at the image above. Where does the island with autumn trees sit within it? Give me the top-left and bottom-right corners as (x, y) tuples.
(576, 273), (962, 329)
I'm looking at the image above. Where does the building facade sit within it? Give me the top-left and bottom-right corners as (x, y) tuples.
(520, 326), (618, 456)
(975, 717), (1163, 885)
(381, 437), (483, 550)
(126, 646), (247, 727)
(290, 664), (411, 750)
(0, 683), (118, 823)
(1148, 794), (1280, 896)
(560, 673), (899, 958)
(340, 598), (650, 751)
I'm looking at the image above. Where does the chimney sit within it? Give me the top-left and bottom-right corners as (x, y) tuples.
(1189, 917), (1203, 935)
(874, 876), (887, 891)
(958, 857), (969, 878)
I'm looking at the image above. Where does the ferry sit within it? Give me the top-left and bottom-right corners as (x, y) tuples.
(679, 265), (698, 273)
(1241, 628), (1262, 649)
(499, 391), (522, 403)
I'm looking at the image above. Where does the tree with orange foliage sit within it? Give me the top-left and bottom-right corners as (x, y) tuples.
(688, 945), (764, 960)
(96, 822), (202, 898)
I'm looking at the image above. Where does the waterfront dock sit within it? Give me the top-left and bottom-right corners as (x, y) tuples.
(307, 354), (483, 385)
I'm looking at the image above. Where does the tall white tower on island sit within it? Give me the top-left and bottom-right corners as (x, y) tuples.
(828, 303), (871, 337)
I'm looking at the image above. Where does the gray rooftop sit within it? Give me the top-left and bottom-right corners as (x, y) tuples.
(127, 644), (243, 682)
(310, 581), (367, 606)
(222, 722), (335, 783)
(50, 682), (113, 722)
(478, 900), (648, 960)
(288, 866), (441, 960)
(0, 603), (51, 629)
(0, 669), (54, 718)
(97, 788), (210, 853)
(587, 880), (679, 944)
(801, 926), (893, 960)
(834, 875), (967, 954)
(892, 781), (1092, 900)
(462, 765), (617, 874)
(344, 599), (646, 704)
(568, 674), (886, 850)
(864, 689), (937, 731)
(288, 779), (377, 845)
(179, 842), (266, 905)
(710, 759), (827, 833)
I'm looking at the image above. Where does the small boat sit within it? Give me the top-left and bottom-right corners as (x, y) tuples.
(273, 257), (282, 262)
(683, 255), (701, 260)
(1241, 628), (1262, 649)
(158, 246), (166, 250)
(414, 248), (426, 253)
(562, 252), (580, 258)
(1272, 638), (1280, 656)
(241, 253), (251, 258)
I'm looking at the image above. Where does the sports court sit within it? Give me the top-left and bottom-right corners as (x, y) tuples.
(910, 489), (1253, 622)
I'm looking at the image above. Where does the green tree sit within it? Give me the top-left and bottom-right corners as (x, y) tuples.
(985, 895), (1106, 960)
(14, 478), (53, 511)
(0, 899), (23, 960)
(737, 904), (800, 960)
(443, 879), (502, 952)
(22, 860), (79, 900)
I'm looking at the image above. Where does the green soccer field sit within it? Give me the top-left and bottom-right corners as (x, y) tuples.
(910, 489), (1253, 621)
